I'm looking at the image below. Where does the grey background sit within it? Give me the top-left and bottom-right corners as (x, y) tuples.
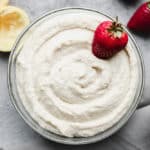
(0, 0), (150, 149)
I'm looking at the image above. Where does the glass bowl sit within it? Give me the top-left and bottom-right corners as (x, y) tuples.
(8, 8), (144, 145)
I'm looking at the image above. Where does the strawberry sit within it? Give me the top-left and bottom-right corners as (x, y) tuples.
(92, 18), (128, 59)
(127, 2), (150, 33)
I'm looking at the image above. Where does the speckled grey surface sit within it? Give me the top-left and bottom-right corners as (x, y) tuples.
(0, 0), (150, 149)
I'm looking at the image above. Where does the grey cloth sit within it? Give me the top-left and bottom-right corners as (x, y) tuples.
(0, 0), (150, 149)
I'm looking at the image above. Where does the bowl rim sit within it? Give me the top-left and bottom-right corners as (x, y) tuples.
(8, 7), (145, 145)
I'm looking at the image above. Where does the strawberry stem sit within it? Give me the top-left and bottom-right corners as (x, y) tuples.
(107, 17), (124, 38)
(116, 16), (118, 24)
(148, 2), (150, 9)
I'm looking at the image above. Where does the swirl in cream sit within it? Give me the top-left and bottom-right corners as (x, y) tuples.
(16, 10), (139, 137)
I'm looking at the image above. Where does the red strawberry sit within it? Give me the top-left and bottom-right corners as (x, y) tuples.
(92, 18), (128, 59)
(127, 2), (150, 32)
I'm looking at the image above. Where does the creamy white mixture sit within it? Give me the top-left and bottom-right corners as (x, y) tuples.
(16, 10), (139, 137)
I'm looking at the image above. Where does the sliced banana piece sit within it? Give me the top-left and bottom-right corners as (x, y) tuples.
(0, 0), (9, 7)
(0, 6), (30, 52)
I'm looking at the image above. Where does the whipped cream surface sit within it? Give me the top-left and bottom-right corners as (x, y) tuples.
(16, 10), (139, 137)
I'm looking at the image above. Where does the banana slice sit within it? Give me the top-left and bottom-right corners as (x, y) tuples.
(0, 0), (9, 7)
(0, 6), (29, 52)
